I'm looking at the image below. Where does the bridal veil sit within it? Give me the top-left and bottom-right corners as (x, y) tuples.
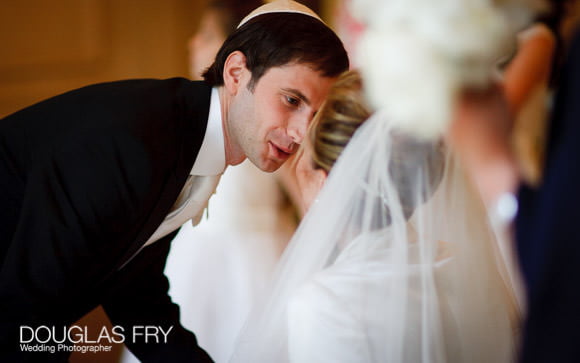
(230, 106), (521, 362)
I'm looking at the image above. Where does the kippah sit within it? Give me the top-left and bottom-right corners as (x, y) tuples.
(237, 0), (323, 28)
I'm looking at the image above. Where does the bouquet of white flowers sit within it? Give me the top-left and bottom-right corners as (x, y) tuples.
(352, 0), (545, 138)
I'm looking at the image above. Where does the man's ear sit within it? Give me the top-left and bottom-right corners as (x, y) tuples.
(223, 51), (248, 95)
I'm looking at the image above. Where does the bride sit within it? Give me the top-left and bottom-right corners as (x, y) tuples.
(229, 69), (521, 362)
(227, 0), (544, 360)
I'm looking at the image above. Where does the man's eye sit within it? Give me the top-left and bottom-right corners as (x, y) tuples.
(285, 95), (299, 106)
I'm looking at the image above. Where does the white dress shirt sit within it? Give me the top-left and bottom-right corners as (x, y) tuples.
(144, 88), (225, 246)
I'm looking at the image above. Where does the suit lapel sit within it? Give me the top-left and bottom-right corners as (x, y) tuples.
(114, 80), (213, 271)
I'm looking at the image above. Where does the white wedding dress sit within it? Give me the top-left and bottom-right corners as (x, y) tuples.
(287, 233), (457, 363)
(286, 229), (518, 362)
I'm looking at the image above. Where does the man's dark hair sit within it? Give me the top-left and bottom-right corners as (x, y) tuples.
(202, 12), (349, 89)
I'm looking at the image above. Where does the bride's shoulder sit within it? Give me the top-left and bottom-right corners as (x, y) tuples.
(288, 229), (394, 308)
(337, 228), (392, 262)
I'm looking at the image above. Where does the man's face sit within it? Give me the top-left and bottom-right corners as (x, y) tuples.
(227, 63), (336, 172)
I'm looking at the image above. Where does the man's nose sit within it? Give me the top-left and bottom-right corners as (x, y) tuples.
(287, 113), (310, 144)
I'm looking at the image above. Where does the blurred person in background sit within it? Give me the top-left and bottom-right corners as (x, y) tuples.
(447, 1), (580, 361)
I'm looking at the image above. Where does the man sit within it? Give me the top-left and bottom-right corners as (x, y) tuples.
(0, 0), (349, 361)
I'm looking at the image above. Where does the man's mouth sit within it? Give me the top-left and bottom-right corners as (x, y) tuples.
(269, 142), (292, 160)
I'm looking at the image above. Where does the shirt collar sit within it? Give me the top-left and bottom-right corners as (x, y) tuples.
(190, 87), (226, 176)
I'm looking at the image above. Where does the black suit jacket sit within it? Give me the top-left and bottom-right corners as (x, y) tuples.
(516, 28), (580, 362)
(0, 78), (214, 362)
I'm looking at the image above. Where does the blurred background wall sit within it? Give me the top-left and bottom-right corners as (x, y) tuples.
(0, 0), (335, 119)
(0, 0), (204, 118)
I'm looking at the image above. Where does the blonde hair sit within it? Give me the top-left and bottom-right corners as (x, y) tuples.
(309, 70), (371, 173)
